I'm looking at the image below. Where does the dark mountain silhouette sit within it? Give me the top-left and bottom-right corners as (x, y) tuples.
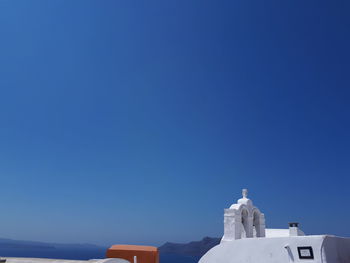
(159, 237), (220, 257)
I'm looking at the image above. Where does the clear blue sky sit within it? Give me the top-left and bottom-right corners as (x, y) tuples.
(0, 0), (349, 247)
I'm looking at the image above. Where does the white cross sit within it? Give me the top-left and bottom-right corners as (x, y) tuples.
(242, 189), (248, 198)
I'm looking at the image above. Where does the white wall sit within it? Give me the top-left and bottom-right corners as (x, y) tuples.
(200, 235), (350, 263)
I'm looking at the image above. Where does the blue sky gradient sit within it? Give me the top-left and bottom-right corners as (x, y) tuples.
(0, 0), (349, 246)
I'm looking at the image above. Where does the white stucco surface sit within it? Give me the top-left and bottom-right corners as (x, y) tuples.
(322, 236), (350, 262)
(4, 258), (130, 263)
(199, 235), (350, 263)
(265, 228), (305, 238)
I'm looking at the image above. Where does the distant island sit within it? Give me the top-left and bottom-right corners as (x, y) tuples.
(159, 237), (220, 257)
(0, 238), (103, 250)
(0, 238), (106, 260)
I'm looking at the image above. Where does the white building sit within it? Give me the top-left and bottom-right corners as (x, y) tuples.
(200, 189), (350, 263)
(221, 189), (266, 241)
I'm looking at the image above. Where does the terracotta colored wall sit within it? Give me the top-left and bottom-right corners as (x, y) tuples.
(106, 245), (159, 263)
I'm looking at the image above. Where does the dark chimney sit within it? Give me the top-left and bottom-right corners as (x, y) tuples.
(289, 222), (299, 228)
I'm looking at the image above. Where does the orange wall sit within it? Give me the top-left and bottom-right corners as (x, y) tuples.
(106, 245), (159, 263)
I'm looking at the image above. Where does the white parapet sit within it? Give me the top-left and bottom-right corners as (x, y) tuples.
(4, 258), (130, 263)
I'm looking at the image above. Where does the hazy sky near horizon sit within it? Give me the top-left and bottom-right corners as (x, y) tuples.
(0, 0), (349, 246)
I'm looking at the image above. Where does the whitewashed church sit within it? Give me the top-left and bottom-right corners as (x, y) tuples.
(199, 189), (350, 263)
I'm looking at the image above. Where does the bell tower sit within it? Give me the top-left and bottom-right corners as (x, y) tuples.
(221, 189), (266, 243)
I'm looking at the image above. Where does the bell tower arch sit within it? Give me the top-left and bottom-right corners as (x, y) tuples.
(221, 189), (266, 243)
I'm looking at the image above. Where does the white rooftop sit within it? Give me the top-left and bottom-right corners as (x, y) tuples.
(199, 189), (350, 263)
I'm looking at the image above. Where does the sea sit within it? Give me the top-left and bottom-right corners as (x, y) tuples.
(0, 247), (199, 263)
